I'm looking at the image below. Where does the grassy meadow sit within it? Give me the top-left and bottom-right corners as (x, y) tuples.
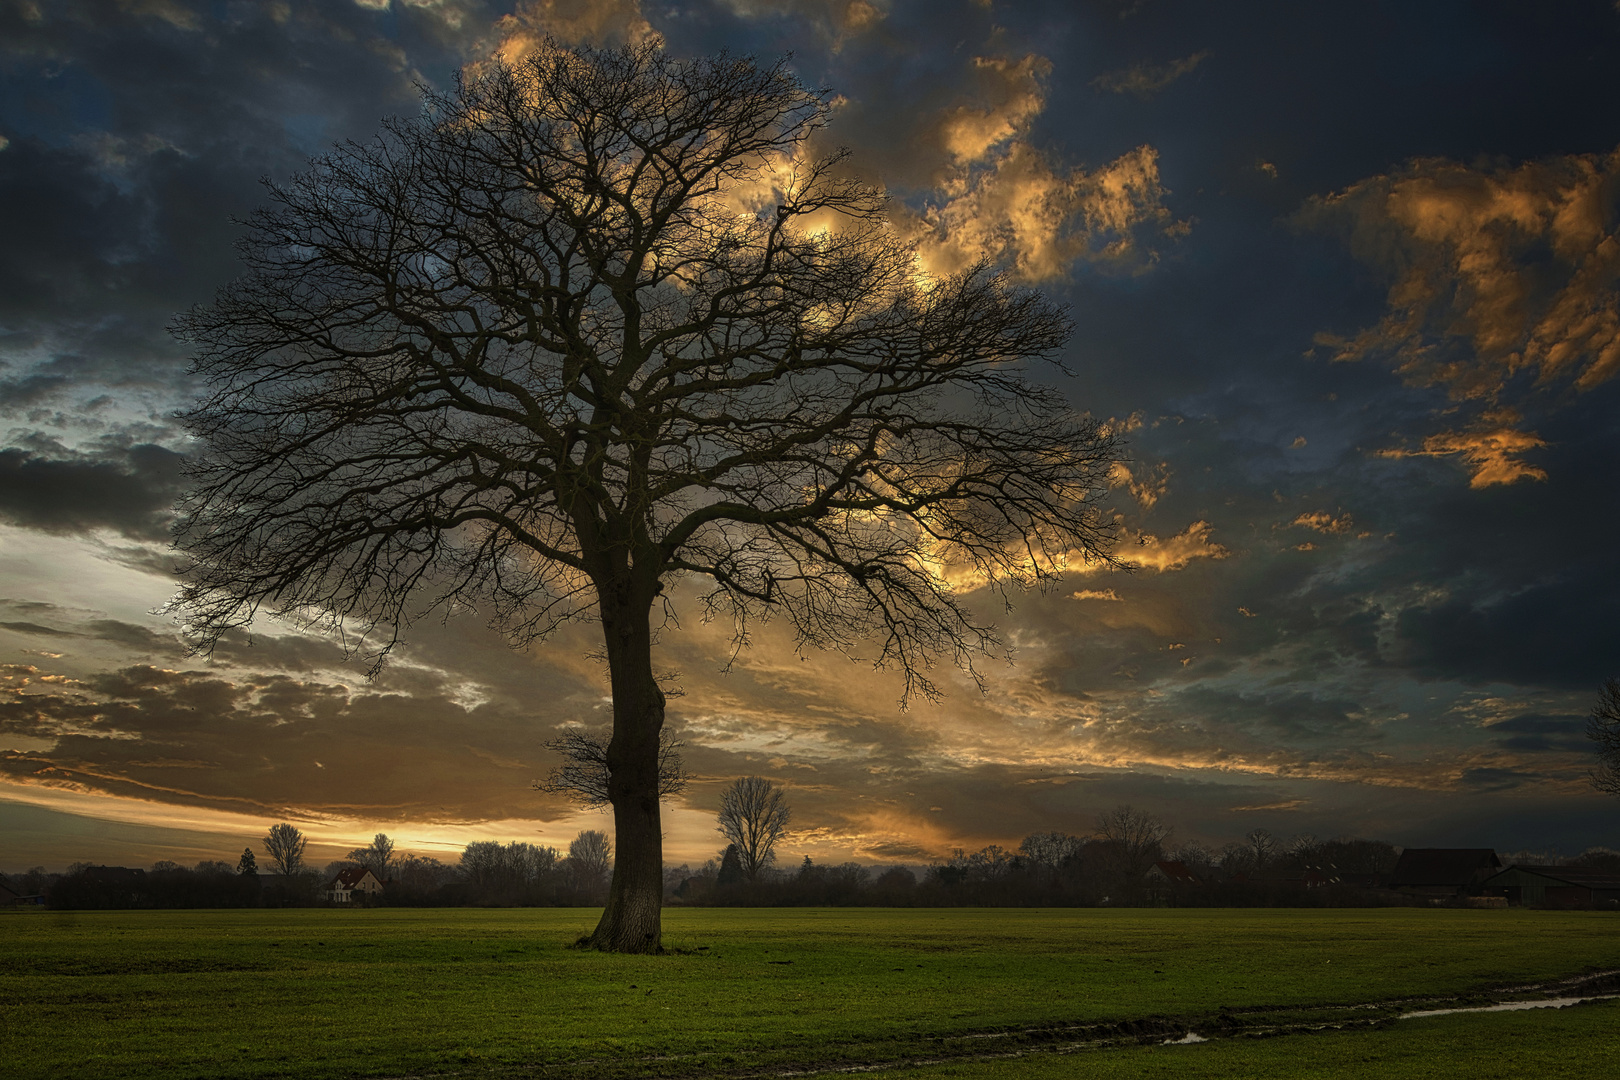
(3, 906), (1617, 1079)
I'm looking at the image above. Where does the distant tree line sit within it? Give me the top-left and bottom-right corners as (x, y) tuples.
(15, 822), (619, 910)
(10, 788), (1620, 910)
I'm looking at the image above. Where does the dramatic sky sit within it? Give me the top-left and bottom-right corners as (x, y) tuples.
(3, 0), (1619, 873)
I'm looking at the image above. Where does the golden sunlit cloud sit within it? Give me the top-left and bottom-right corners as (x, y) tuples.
(491, 0), (660, 62)
(1290, 510), (1353, 534)
(1109, 459), (1171, 508)
(1305, 145), (1620, 485)
(1120, 520), (1230, 572)
(883, 51), (1182, 282)
(1308, 145), (1620, 398)
(1071, 589), (1123, 602)
(1376, 425), (1548, 488)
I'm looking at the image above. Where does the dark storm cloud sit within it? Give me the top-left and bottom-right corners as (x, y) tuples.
(0, 658), (592, 821)
(0, 440), (184, 539)
(0, 0), (485, 403)
(1487, 713), (1590, 754)
(0, 621), (75, 638)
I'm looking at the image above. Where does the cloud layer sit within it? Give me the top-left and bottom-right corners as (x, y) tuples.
(2, 0), (1618, 868)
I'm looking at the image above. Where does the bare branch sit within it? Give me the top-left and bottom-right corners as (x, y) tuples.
(538, 728), (690, 809)
(1590, 677), (1620, 797)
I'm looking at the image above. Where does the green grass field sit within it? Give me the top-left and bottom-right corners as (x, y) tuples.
(3, 907), (1616, 1079)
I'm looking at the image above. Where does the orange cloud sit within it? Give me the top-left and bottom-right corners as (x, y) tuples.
(906, 143), (1178, 281)
(1376, 426), (1548, 489)
(1307, 146), (1620, 398)
(1305, 146), (1620, 487)
(491, 0), (659, 62)
(1108, 459), (1170, 508)
(887, 53), (1181, 282)
(1121, 520), (1229, 572)
(1290, 511), (1353, 534)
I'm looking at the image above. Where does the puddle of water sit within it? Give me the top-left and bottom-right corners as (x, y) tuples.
(1400, 995), (1616, 1020)
(1161, 1033), (1209, 1044)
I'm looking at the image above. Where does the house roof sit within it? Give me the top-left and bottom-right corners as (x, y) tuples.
(1388, 849), (1500, 887)
(326, 866), (380, 889)
(1148, 860), (1201, 884)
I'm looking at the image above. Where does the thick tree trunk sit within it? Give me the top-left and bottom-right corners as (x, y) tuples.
(589, 591), (665, 953)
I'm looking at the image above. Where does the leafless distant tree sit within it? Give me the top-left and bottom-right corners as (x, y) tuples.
(1019, 831), (1084, 869)
(1245, 828), (1279, 870)
(171, 42), (1122, 951)
(1095, 804), (1170, 886)
(1590, 677), (1620, 797)
(567, 829), (614, 896)
(263, 822), (307, 877)
(1167, 840), (1214, 874)
(348, 833), (396, 877)
(717, 776), (791, 879)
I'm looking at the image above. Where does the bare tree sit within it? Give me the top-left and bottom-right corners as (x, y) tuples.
(263, 823), (307, 877)
(567, 829), (614, 897)
(1019, 831), (1084, 869)
(1095, 805), (1170, 889)
(1590, 677), (1620, 797)
(717, 776), (791, 879)
(171, 42), (1122, 952)
(1245, 828), (1278, 870)
(348, 833), (396, 878)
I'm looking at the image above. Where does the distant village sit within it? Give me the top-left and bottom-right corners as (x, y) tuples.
(7, 812), (1619, 912)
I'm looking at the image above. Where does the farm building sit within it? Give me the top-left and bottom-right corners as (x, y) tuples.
(1480, 865), (1620, 908)
(1146, 860), (1201, 887)
(1145, 860), (1201, 901)
(325, 866), (385, 903)
(1387, 849), (1501, 899)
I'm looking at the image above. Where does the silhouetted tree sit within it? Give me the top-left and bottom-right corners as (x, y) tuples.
(171, 41), (1122, 952)
(263, 823), (307, 876)
(237, 848), (258, 876)
(716, 844), (746, 887)
(1020, 831), (1084, 870)
(1589, 677), (1620, 796)
(1244, 828), (1279, 870)
(567, 830), (614, 901)
(717, 776), (792, 880)
(349, 833), (396, 878)
(1095, 805), (1170, 896)
(1167, 841), (1215, 875)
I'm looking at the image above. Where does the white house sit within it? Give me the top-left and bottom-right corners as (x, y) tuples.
(324, 866), (384, 903)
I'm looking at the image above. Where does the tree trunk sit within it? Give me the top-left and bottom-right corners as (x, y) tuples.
(589, 590), (666, 953)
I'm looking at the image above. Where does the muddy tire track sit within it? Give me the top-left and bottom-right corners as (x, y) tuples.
(371, 969), (1620, 1080)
